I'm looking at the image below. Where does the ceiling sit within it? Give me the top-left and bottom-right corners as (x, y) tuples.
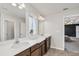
(31, 3), (79, 17)
(0, 3), (79, 24)
(31, 3), (79, 24)
(0, 3), (79, 18)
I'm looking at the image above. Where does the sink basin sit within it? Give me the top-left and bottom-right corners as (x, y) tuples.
(11, 42), (30, 49)
(29, 35), (41, 40)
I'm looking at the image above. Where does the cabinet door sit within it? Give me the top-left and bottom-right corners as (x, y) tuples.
(47, 40), (50, 50)
(41, 44), (46, 55)
(31, 47), (41, 56)
(47, 37), (51, 49)
(31, 44), (39, 52)
(45, 36), (51, 52)
(25, 49), (31, 56)
(15, 48), (30, 56)
(40, 40), (46, 56)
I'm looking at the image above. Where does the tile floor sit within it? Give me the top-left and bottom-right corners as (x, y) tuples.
(65, 37), (79, 51)
(44, 48), (79, 56)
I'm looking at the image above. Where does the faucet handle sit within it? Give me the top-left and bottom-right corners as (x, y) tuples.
(15, 40), (19, 44)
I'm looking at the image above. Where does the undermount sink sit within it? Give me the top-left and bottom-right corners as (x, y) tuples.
(29, 35), (41, 40)
(11, 42), (30, 49)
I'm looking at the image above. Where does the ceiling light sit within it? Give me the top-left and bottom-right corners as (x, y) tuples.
(20, 3), (25, 8)
(18, 6), (23, 9)
(11, 3), (25, 9)
(11, 3), (17, 7)
(38, 16), (45, 21)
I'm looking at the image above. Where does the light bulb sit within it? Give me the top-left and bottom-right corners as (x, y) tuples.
(38, 16), (45, 21)
(18, 6), (23, 9)
(20, 3), (25, 8)
(11, 3), (17, 7)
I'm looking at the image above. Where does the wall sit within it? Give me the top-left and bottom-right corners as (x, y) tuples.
(25, 5), (64, 50)
(44, 12), (64, 50)
(0, 13), (1, 41)
(20, 22), (26, 38)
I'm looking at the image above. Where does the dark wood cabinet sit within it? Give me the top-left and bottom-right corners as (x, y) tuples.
(31, 43), (41, 56)
(31, 43), (39, 52)
(31, 47), (41, 56)
(40, 40), (46, 56)
(31, 40), (46, 56)
(15, 48), (30, 56)
(45, 36), (51, 52)
(41, 44), (46, 55)
(47, 36), (51, 49)
(15, 36), (51, 56)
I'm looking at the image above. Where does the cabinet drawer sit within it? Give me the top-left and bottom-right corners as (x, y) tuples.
(15, 48), (30, 56)
(47, 40), (50, 50)
(45, 36), (51, 52)
(41, 44), (46, 55)
(25, 48), (30, 56)
(40, 40), (45, 46)
(31, 44), (39, 52)
(31, 47), (41, 56)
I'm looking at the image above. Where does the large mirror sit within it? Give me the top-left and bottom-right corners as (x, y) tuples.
(29, 16), (39, 35)
(0, 3), (26, 42)
(18, 20), (26, 38)
(4, 20), (14, 40)
(0, 3), (40, 42)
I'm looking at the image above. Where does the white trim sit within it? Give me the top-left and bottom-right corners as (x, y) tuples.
(51, 47), (64, 51)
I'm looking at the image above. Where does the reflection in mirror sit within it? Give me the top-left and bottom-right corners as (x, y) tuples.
(4, 20), (14, 40)
(0, 20), (1, 41)
(29, 16), (39, 35)
(19, 21), (26, 38)
(0, 3), (26, 42)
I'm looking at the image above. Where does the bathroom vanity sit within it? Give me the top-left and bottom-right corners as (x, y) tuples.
(15, 36), (51, 56)
(0, 34), (51, 56)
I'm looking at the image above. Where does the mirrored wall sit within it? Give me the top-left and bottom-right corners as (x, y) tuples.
(0, 3), (44, 42)
(0, 3), (26, 42)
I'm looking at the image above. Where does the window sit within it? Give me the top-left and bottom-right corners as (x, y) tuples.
(29, 16), (38, 35)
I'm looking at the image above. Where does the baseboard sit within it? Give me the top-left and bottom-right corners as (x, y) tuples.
(50, 47), (64, 51)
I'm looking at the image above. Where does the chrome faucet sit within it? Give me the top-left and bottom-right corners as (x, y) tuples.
(14, 38), (20, 44)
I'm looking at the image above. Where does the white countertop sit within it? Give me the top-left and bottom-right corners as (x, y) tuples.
(0, 34), (51, 56)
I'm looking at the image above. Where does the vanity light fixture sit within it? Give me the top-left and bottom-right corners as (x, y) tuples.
(18, 6), (23, 9)
(20, 3), (25, 8)
(38, 16), (45, 21)
(18, 3), (25, 9)
(12, 3), (17, 7)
